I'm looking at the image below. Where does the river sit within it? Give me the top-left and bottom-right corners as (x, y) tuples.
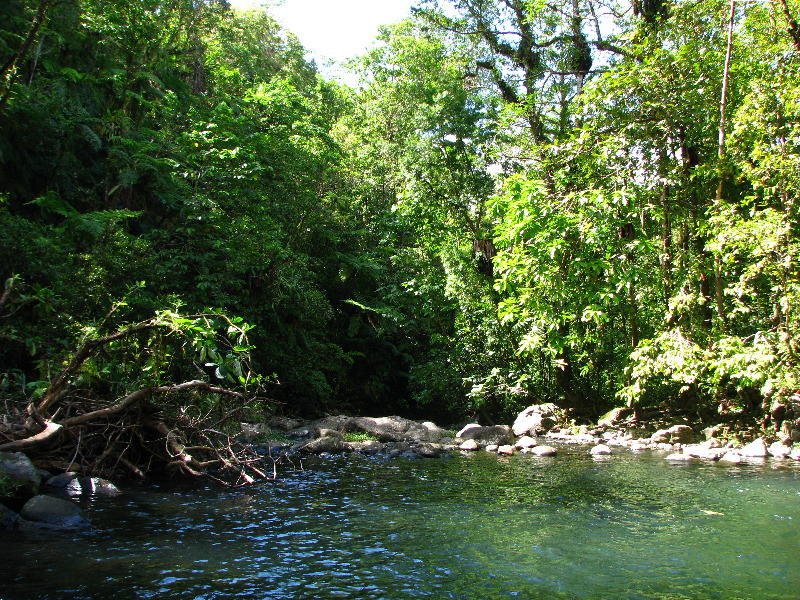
(1, 447), (799, 599)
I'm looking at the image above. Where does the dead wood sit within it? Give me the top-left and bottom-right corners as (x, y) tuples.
(1, 379), (281, 487)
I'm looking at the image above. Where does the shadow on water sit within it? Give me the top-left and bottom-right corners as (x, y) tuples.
(1, 449), (798, 599)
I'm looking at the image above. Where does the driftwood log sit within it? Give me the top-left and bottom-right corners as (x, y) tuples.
(0, 313), (282, 487)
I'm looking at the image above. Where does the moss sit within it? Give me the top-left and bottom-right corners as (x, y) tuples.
(0, 473), (16, 498)
(343, 432), (379, 443)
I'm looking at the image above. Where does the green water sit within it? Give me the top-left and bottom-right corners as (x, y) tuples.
(1, 448), (799, 599)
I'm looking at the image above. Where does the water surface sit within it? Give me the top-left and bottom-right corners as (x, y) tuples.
(1, 448), (798, 599)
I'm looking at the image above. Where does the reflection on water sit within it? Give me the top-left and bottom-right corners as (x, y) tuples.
(1, 449), (799, 599)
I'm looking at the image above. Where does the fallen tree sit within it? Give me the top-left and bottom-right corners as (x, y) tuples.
(0, 302), (285, 487)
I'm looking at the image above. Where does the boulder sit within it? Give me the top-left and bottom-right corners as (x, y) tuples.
(312, 415), (355, 433)
(413, 443), (442, 458)
(0, 502), (19, 529)
(45, 473), (121, 497)
(267, 416), (302, 431)
(459, 439), (480, 451)
(456, 424), (481, 438)
(352, 416), (444, 442)
(497, 445), (515, 456)
(682, 445), (727, 460)
(20, 495), (89, 530)
(297, 433), (345, 455)
(238, 422), (271, 442)
(597, 407), (634, 427)
(531, 445), (557, 456)
(79, 477), (122, 497)
(457, 424), (513, 446)
(45, 472), (83, 496)
(512, 404), (560, 436)
(514, 436), (538, 449)
(345, 440), (384, 455)
(0, 451), (41, 501)
(317, 428), (343, 438)
(485, 444), (499, 452)
(650, 429), (671, 443)
(718, 452), (743, 464)
(739, 438), (769, 457)
(590, 444), (612, 455)
(667, 425), (697, 444)
(651, 425), (696, 445)
(768, 441), (792, 459)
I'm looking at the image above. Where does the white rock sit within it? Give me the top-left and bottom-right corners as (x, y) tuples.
(590, 444), (612, 455)
(718, 452), (743, 464)
(739, 438), (769, 457)
(459, 439), (480, 451)
(512, 404), (559, 436)
(768, 441), (792, 458)
(456, 424), (482, 438)
(531, 445), (557, 456)
(497, 445), (515, 456)
(514, 436), (538, 448)
(485, 444), (499, 452)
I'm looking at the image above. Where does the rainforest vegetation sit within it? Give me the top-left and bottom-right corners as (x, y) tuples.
(1, 0), (799, 481)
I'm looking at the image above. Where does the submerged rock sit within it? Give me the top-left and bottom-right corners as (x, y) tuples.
(530, 445), (557, 456)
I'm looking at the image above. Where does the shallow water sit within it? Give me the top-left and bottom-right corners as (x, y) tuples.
(1, 448), (799, 599)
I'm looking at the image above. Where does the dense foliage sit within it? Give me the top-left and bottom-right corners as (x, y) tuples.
(2, 0), (799, 443)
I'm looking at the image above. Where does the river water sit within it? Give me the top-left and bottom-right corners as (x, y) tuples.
(1, 447), (799, 599)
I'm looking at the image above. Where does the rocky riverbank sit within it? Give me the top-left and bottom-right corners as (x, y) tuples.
(242, 402), (800, 464)
(0, 452), (120, 531)
(4, 402), (799, 531)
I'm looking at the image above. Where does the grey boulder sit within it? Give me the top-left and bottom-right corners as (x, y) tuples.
(20, 495), (89, 530)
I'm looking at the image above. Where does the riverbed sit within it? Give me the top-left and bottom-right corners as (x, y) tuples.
(1, 447), (798, 599)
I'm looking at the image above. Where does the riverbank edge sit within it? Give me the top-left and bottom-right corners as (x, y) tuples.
(3, 404), (799, 531)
